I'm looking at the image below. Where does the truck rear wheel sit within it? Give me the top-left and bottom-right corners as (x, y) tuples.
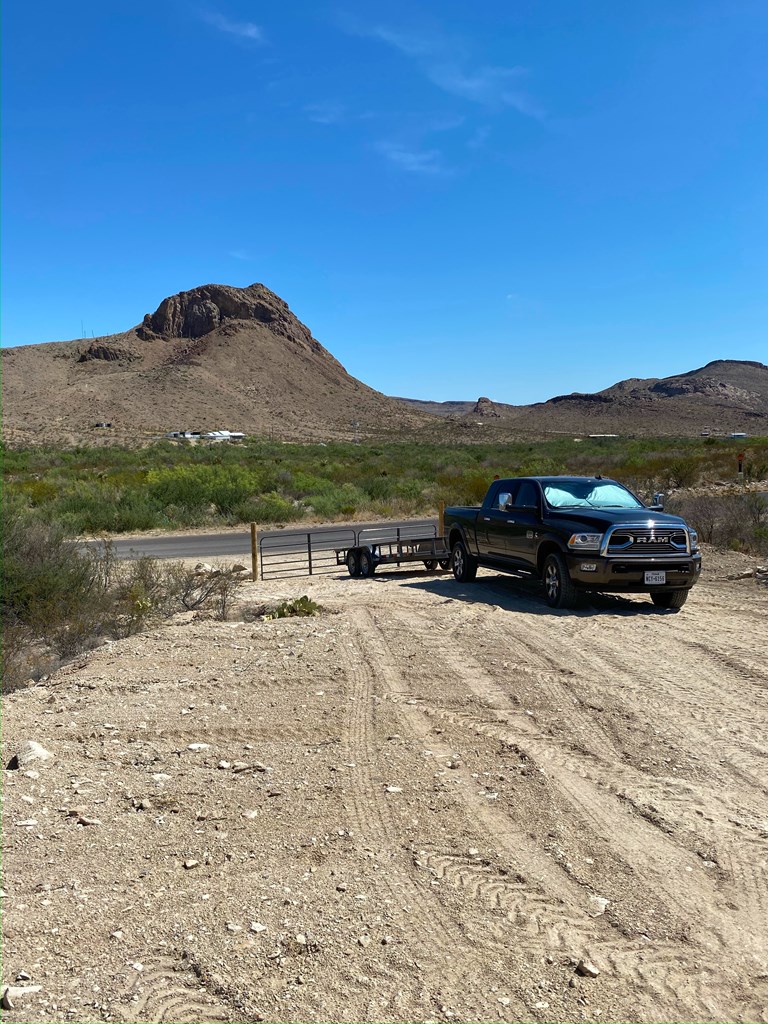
(451, 540), (478, 583)
(543, 552), (578, 609)
(651, 590), (688, 610)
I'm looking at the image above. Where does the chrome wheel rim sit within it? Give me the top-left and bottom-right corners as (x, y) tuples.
(453, 548), (464, 576)
(545, 563), (560, 601)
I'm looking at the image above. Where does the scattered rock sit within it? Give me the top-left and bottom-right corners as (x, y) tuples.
(385, 785), (403, 793)
(587, 896), (609, 917)
(576, 959), (600, 978)
(15, 819), (38, 828)
(15, 972), (32, 982)
(183, 859), (200, 869)
(7, 740), (53, 771)
(1, 985), (42, 1009)
(357, 934), (371, 947)
(250, 922), (267, 933)
(187, 743), (210, 752)
(497, 996), (511, 1006)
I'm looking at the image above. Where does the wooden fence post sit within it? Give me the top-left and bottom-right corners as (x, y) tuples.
(250, 523), (258, 582)
(438, 502), (445, 538)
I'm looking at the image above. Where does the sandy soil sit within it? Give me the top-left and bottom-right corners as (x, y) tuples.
(3, 549), (768, 1023)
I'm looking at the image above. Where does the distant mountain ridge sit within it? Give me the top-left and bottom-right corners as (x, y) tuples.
(2, 281), (766, 445)
(399, 359), (768, 435)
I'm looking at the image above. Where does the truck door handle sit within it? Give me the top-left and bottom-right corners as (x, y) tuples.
(507, 519), (516, 524)
(482, 517), (490, 522)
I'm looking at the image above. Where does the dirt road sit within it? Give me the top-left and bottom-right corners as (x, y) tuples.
(3, 550), (768, 1023)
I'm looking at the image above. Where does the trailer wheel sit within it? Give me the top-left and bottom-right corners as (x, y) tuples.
(358, 548), (375, 577)
(346, 549), (360, 577)
(438, 559), (451, 571)
(423, 559), (436, 571)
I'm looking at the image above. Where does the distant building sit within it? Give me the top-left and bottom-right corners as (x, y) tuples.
(730, 432), (748, 439)
(164, 430), (245, 442)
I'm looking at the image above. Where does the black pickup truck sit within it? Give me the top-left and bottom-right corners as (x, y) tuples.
(444, 476), (701, 610)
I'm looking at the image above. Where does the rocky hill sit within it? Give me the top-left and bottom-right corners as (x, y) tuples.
(517, 360), (768, 434)
(1, 284), (432, 446)
(402, 361), (768, 436)
(3, 282), (766, 445)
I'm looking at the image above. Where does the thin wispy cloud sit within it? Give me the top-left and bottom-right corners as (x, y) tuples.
(356, 23), (541, 117)
(229, 249), (251, 261)
(375, 141), (445, 175)
(305, 102), (347, 125)
(203, 11), (263, 42)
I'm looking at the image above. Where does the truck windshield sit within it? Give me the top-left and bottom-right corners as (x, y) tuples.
(543, 481), (643, 509)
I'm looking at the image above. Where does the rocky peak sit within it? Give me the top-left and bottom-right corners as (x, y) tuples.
(138, 283), (314, 344)
(472, 396), (501, 417)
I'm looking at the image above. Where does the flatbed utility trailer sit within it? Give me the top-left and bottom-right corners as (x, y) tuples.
(336, 535), (451, 577)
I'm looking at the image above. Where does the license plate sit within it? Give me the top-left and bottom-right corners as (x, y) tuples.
(644, 571), (666, 585)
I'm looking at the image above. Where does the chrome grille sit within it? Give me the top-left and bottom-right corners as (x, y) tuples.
(606, 527), (688, 556)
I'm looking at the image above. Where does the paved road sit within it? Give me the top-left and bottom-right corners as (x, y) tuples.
(104, 532), (252, 560)
(100, 519), (439, 560)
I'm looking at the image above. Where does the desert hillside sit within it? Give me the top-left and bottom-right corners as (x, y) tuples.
(1, 284), (432, 446)
(3, 282), (767, 445)
(402, 360), (768, 437)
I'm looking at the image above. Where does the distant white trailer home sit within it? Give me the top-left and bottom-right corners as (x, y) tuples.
(164, 430), (245, 442)
(730, 432), (748, 439)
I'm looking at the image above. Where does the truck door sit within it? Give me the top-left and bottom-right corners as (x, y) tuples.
(478, 482), (515, 559)
(504, 481), (540, 566)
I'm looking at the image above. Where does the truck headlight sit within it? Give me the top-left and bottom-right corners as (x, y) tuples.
(568, 533), (603, 552)
(689, 529), (699, 552)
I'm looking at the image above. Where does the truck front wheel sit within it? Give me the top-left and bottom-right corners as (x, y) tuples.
(543, 552), (578, 609)
(451, 540), (478, 583)
(651, 590), (688, 610)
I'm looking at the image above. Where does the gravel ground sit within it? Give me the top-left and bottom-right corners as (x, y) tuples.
(3, 545), (768, 1023)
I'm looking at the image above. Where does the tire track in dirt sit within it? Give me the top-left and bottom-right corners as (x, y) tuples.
(119, 957), (233, 1022)
(355, 602), (744, 1019)
(334, 619), (495, 1017)
(500, 610), (768, 959)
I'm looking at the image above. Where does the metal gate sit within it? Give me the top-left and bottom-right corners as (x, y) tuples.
(257, 519), (439, 581)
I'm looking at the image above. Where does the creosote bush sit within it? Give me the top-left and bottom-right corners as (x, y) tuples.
(1, 499), (246, 692)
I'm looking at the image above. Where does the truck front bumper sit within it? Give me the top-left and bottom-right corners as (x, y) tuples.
(566, 553), (702, 592)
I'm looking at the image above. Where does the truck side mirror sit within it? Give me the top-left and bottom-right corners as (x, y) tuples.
(651, 492), (665, 510)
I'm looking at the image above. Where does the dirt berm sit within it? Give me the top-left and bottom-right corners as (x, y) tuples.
(3, 548), (768, 1023)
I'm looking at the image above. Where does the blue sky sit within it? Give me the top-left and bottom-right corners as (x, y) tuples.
(3, 1), (767, 403)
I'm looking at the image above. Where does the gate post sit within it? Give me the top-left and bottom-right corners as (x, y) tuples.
(307, 533), (313, 576)
(250, 523), (258, 581)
